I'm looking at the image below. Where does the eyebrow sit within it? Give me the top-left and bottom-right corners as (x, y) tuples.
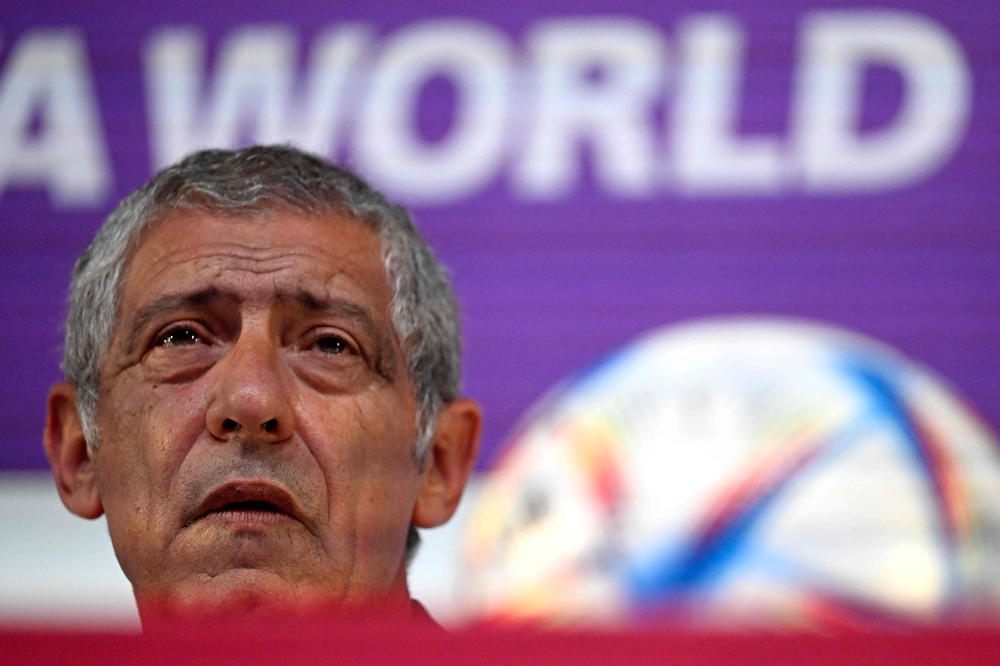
(120, 288), (399, 380)
(287, 291), (379, 342)
(123, 287), (225, 354)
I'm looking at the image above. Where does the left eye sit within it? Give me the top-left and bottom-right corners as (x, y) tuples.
(159, 328), (201, 347)
(314, 336), (349, 355)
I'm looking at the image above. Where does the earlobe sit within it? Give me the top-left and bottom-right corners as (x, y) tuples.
(43, 382), (104, 519)
(412, 398), (482, 529)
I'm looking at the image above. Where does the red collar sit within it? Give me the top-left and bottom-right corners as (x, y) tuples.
(410, 600), (446, 633)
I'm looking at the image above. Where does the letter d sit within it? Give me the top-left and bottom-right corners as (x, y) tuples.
(792, 10), (971, 192)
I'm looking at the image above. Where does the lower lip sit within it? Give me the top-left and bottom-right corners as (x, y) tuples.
(201, 509), (297, 526)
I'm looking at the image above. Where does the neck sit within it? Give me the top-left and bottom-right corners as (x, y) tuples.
(135, 574), (414, 632)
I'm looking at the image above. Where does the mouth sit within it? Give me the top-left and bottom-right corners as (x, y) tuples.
(190, 482), (303, 528)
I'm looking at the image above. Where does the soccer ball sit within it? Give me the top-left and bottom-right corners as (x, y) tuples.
(460, 318), (1000, 628)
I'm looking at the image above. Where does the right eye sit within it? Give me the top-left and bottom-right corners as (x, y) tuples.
(158, 327), (202, 347)
(314, 335), (350, 355)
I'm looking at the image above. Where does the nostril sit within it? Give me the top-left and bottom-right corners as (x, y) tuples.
(262, 419), (278, 433)
(222, 418), (239, 432)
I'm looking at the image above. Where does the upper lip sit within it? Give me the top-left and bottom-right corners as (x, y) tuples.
(189, 480), (303, 525)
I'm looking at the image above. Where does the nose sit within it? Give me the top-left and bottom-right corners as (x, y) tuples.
(205, 328), (296, 444)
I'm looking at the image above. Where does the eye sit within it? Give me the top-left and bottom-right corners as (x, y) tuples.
(314, 335), (350, 355)
(158, 327), (202, 347)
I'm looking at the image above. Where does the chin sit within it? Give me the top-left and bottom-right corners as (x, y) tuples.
(139, 567), (336, 625)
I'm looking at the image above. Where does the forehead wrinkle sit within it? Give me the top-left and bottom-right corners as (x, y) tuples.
(129, 212), (386, 301)
(179, 255), (345, 306)
(193, 251), (321, 277)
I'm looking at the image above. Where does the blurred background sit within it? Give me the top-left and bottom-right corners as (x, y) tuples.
(1, 0), (999, 630)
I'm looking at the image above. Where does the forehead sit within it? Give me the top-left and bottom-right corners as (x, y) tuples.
(119, 209), (390, 311)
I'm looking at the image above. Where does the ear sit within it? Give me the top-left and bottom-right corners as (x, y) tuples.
(43, 382), (103, 519)
(412, 398), (482, 529)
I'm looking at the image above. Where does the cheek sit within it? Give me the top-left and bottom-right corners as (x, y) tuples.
(95, 377), (208, 551)
(297, 390), (420, 540)
(299, 383), (417, 472)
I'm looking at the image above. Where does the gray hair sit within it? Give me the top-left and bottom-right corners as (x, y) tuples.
(63, 145), (462, 468)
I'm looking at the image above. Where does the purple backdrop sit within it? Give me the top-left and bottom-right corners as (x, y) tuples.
(1, 0), (998, 471)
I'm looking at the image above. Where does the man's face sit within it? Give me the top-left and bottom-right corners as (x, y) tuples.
(89, 210), (421, 615)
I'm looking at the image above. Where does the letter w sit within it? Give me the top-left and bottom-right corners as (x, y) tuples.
(145, 25), (368, 169)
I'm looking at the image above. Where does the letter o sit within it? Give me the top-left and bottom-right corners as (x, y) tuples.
(354, 20), (513, 203)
